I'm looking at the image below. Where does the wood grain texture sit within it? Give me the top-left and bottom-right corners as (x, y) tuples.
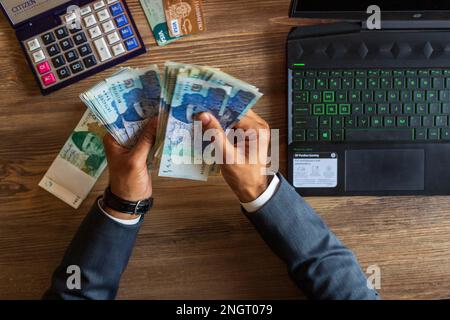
(0, 0), (450, 300)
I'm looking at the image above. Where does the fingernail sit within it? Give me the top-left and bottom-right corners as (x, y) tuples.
(197, 112), (211, 126)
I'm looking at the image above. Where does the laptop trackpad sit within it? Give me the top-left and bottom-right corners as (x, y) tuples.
(345, 149), (425, 191)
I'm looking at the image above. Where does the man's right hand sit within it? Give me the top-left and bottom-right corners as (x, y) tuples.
(102, 119), (157, 220)
(196, 110), (272, 203)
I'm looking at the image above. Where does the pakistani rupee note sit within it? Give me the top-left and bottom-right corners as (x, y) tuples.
(106, 66), (161, 146)
(80, 81), (130, 147)
(39, 110), (107, 209)
(158, 76), (231, 180)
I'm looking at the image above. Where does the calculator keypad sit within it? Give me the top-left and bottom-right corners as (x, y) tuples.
(112, 43), (125, 56)
(37, 61), (51, 75)
(32, 50), (46, 63)
(42, 73), (56, 86)
(102, 20), (116, 33)
(78, 44), (93, 57)
(83, 55), (98, 68)
(57, 66), (71, 79)
(115, 14), (128, 27)
(65, 50), (79, 62)
(27, 39), (41, 51)
(23, 0), (142, 88)
(97, 9), (111, 22)
(55, 27), (69, 39)
(73, 32), (87, 45)
(52, 56), (66, 68)
(107, 32), (120, 45)
(89, 26), (102, 39)
(47, 44), (60, 57)
(94, 37), (112, 62)
(41, 32), (55, 45)
(60, 38), (74, 51)
(93, 1), (106, 10)
(70, 61), (84, 74)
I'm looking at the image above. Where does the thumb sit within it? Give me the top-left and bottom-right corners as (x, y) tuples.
(196, 112), (234, 157)
(197, 112), (222, 132)
(132, 120), (156, 162)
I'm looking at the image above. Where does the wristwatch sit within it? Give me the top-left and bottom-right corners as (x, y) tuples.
(102, 187), (153, 215)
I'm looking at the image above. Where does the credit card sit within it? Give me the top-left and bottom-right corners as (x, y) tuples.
(140, 0), (183, 46)
(163, 0), (206, 37)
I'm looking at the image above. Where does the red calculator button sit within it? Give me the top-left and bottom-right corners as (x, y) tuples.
(37, 61), (51, 75)
(42, 73), (56, 86)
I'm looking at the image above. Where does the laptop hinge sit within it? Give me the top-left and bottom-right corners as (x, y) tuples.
(361, 19), (450, 30)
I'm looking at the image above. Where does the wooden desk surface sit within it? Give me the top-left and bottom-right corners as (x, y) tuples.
(1, 0), (450, 300)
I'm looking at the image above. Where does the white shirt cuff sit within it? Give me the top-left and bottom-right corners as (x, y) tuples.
(97, 198), (141, 226)
(241, 174), (280, 213)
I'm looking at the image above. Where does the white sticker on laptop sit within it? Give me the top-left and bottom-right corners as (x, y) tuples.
(293, 152), (338, 188)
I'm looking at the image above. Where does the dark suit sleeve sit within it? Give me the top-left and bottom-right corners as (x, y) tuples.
(244, 174), (379, 300)
(43, 200), (143, 300)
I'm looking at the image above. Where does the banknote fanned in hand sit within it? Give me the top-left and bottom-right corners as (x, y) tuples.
(80, 66), (162, 149)
(80, 62), (262, 182)
(156, 62), (263, 181)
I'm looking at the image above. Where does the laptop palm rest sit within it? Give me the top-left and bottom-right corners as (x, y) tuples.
(345, 149), (425, 191)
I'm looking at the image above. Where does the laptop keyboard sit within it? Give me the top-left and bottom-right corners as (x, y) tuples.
(292, 69), (450, 142)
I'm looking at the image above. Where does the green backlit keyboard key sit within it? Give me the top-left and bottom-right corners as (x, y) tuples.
(326, 104), (337, 115)
(339, 104), (351, 115)
(313, 104), (324, 115)
(323, 91), (335, 102)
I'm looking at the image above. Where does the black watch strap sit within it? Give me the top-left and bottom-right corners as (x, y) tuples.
(103, 187), (153, 215)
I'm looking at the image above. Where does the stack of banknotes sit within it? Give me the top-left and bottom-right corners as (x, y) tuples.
(40, 62), (262, 208)
(39, 110), (108, 208)
(157, 62), (263, 180)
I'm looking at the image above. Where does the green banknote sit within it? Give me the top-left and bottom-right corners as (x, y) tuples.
(39, 110), (107, 209)
(140, 0), (183, 46)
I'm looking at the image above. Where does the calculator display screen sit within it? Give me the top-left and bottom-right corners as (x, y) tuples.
(1, 0), (71, 26)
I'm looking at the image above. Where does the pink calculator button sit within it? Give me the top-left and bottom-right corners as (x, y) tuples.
(42, 72), (56, 86)
(37, 61), (51, 75)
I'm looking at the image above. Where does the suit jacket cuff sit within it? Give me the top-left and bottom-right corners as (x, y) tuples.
(241, 174), (280, 213)
(98, 198), (142, 225)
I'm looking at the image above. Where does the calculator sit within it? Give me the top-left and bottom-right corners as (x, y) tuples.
(0, 0), (146, 95)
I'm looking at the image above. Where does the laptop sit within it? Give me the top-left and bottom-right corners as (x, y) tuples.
(288, 0), (450, 196)
(0, 0), (146, 95)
